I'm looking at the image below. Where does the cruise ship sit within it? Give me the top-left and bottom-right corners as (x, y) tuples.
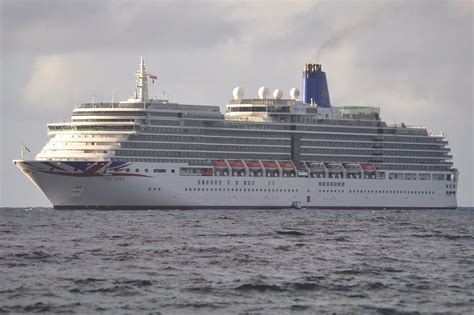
(14, 58), (458, 209)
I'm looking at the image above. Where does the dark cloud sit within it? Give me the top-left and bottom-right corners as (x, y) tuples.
(2, 0), (242, 54)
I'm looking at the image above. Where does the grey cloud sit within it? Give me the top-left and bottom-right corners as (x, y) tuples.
(280, 0), (473, 109)
(2, 0), (242, 54)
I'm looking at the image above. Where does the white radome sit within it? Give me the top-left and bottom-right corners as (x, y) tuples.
(273, 89), (284, 99)
(258, 86), (270, 99)
(290, 88), (300, 100)
(232, 87), (244, 100)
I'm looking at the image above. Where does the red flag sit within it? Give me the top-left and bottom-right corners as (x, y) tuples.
(149, 74), (158, 83)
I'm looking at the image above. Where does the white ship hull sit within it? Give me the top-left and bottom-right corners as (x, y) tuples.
(15, 160), (457, 210)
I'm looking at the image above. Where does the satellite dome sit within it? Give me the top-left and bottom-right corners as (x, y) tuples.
(232, 86), (244, 100)
(258, 86), (270, 99)
(290, 88), (300, 100)
(273, 89), (284, 100)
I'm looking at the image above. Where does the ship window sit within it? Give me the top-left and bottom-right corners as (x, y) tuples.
(145, 169), (149, 173)
(135, 168), (139, 172)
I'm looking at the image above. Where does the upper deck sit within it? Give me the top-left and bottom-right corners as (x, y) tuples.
(76, 101), (220, 113)
(34, 58), (454, 174)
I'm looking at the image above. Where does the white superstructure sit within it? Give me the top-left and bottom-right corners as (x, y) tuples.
(14, 58), (458, 209)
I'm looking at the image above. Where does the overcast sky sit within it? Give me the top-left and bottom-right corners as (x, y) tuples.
(1, 0), (473, 207)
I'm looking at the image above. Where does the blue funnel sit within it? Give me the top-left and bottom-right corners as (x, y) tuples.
(302, 64), (331, 107)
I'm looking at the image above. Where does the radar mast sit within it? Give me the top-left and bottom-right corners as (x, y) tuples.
(133, 57), (148, 101)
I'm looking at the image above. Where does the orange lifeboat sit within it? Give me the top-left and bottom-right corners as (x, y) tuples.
(262, 161), (278, 169)
(245, 161), (261, 168)
(278, 161), (294, 169)
(229, 160), (245, 168)
(360, 163), (376, 172)
(201, 169), (213, 176)
(212, 160), (227, 168)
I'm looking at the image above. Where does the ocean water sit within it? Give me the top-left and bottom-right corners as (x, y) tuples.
(0, 208), (473, 314)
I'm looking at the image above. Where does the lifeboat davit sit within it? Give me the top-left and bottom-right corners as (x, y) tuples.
(262, 161), (278, 169)
(306, 162), (324, 169)
(278, 161), (294, 169)
(212, 160), (227, 168)
(229, 160), (245, 168)
(245, 161), (261, 168)
(344, 163), (361, 170)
